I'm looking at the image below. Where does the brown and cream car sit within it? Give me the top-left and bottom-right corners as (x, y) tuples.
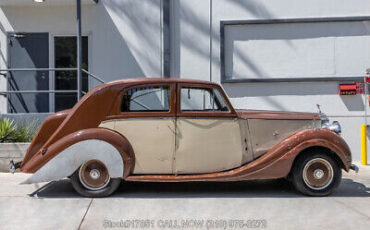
(10, 78), (358, 197)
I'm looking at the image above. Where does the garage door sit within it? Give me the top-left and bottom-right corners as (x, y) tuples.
(223, 20), (370, 81)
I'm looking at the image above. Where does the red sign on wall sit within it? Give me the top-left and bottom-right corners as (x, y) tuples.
(339, 84), (357, 95)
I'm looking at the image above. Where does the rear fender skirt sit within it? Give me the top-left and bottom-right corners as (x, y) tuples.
(21, 140), (123, 184)
(21, 128), (135, 183)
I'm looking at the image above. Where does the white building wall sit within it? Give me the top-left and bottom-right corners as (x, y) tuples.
(170, 0), (211, 81)
(89, 0), (163, 87)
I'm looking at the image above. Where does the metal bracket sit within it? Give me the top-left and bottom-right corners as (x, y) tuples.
(10, 34), (25, 38)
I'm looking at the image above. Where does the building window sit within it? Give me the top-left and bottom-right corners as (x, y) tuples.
(121, 86), (170, 112)
(54, 36), (88, 112)
(180, 87), (229, 112)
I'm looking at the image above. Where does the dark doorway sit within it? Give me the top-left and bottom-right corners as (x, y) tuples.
(8, 33), (49, 113)
(54, 36), (88, 112)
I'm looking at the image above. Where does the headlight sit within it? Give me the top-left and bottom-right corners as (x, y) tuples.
(329, 121), (341, 134)
(322, 120), (341, 134)
(321, 120), (330, 129)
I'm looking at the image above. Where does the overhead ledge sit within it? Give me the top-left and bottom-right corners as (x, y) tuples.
(0, 0), (98, 6)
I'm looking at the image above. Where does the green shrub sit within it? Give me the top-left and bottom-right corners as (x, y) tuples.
(0, 117), (37, 143)
(0, 117), (16, 142)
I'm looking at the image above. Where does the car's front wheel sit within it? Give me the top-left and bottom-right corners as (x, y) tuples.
(291, 151), (342, 196)
(71, 159), (121, 197)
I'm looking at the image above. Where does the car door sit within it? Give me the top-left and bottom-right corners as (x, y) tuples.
(100, 83), (176, 174)
(174, 83), (244, 174)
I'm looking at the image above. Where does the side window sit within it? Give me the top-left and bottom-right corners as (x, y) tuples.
(180, 87), (229, 112)
(121, 86), (170, 112)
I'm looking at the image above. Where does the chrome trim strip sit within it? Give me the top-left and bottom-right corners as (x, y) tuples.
(101, 117), (238, 123)
(177, 117), (238, 121)
(101, 117), (175, 123)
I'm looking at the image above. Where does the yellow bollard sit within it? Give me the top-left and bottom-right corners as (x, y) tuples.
(361, 124), (367, 165)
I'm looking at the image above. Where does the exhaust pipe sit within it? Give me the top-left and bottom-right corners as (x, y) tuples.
(350, 164), (359, 173)
(9, 160), (21, 174)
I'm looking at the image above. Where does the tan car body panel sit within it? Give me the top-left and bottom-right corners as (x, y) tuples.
(101, 118), (245, 175)
(237, 119), (254, 164)
(100, 118), (175, 174)
(175, 118), (243, 174)
(127, 129), (351, 182)
(247, 119), (320, 158)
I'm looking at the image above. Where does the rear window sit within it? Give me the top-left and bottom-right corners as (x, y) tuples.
(121, 86), (170, 112)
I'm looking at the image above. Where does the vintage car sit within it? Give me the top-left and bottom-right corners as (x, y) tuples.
(10, 78), (358, 197)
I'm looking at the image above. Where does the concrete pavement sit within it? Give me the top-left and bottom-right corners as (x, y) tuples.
(0, 165), (369, 230)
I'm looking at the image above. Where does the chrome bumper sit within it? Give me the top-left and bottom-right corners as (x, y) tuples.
(350, 164), (359, 173)
(9, 160), (21, 174)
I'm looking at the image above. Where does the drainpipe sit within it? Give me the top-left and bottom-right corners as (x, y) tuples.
(162, 0), (171, 78)
(76, 0), (82, 100)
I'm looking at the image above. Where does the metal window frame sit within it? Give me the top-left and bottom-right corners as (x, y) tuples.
(220, 16), (370, 83)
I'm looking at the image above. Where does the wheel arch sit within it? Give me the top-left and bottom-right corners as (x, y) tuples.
(291, 146), (346, 173)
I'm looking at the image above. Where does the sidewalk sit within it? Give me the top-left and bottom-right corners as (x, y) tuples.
(0, 166), (369, 230)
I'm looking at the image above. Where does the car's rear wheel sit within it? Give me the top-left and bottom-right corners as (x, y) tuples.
(292, 151), (342, 196)
(71, 159), (121, 197)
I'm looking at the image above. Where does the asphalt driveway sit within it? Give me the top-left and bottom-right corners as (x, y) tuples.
(0, 165), (369, 230)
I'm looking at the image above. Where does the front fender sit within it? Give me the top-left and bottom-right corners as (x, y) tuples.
(21, 128), (135, 184)
(242, 128), (352, 180)
(233, 128), (352, 180)
(283, 129), (352, 171)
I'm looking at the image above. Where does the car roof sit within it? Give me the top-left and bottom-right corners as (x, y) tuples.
(105, 78), (219, 87)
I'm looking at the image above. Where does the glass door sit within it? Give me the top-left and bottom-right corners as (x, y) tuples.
(54, 36), (88, 112)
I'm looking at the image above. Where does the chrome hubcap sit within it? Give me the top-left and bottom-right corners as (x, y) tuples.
(90, 169), (101, 180)
(313, 169), (324, 179)
(79, 160), (110, 191)
(303, 158), (334, 190)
